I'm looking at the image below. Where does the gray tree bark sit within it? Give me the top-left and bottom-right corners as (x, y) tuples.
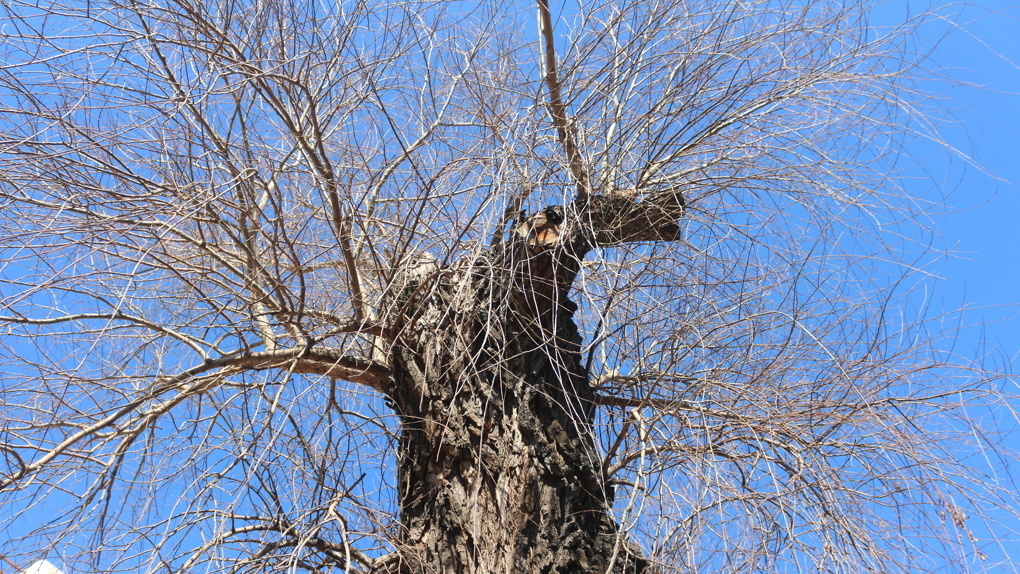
(379, 196), (682, 573)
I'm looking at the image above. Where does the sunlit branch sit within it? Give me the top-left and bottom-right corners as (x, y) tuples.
(537, 0), (592, 201)
(636, 74), (813, 190)
(177, 347), (392, 393)
(135, 9), (286, 349)
(168, 3), (371, 323)
(0, 347), (388, 492)
(0, 312), (210, 359)
(580, 193), (684, 248)
(178, 523), (282, 574)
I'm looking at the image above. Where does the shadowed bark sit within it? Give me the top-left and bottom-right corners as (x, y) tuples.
(378, 196), (682, 573)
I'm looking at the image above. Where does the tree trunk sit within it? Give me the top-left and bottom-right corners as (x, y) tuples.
(385, 209), (654, 573)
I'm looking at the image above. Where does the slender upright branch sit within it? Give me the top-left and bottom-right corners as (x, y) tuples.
(538, 0), (592, 201)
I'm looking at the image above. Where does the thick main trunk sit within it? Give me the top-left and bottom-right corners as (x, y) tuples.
(385, 231), (653, 573)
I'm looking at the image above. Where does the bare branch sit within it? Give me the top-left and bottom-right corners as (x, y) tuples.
(537, 0), (592, 201)
(0, 1), (1012, 573)
(0, 311), (210, 359)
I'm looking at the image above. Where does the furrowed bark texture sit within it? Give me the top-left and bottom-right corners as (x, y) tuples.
(383, 196), (680, 573)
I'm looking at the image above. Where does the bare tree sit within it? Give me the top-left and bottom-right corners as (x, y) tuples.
(0, 0), (1014, 573)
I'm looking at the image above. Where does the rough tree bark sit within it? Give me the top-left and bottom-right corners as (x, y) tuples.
(379, 193), (683, 573)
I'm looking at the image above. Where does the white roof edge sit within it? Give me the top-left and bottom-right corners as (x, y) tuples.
(21, 559), (63, 574)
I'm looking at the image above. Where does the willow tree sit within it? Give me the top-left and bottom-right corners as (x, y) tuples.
(0, 0), (1013, 573)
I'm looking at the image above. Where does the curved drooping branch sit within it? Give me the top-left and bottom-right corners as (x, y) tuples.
(223, 347), (393, 392)
(0, 346), (390, 493)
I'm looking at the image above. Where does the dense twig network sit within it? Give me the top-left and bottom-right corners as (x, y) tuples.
(0, 0), (1015, 573)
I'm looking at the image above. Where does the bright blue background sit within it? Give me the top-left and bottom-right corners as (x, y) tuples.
(3, 1), (1018, 572)
(921, 6), (1020, 566)
(919, 2), (1019, 366)
(913, 6), (1020, 567)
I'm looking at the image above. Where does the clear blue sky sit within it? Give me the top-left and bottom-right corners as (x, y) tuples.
(2, 2), (1017, 572)
(918, 5), (1020, 566)
(919, 1), (1019, 367)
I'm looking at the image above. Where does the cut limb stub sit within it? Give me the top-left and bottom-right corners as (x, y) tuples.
(388, 219), (658, 573)
(589, 190), (685, 246)
(512, 190), (685, 256)
(514, 205), (565, 252)
(377, 192), (685, 572)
